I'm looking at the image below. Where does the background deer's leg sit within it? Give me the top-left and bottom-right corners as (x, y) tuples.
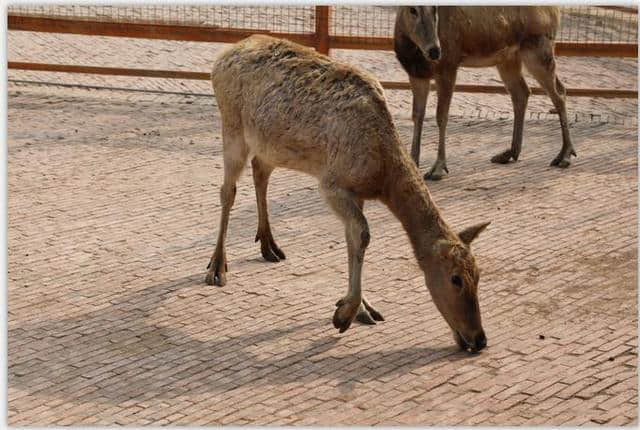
(425, 68), (458, 181)
(492, 55), (530, 164)
(522, 38), (576, 168)
(409, 76), (430, 167)
(320, 181), (370, 333)
(206, 126), (248, 287)
(251, 157), (286, 263)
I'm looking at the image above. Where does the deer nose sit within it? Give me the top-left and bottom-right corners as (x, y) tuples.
(474, 331), (487, 351)
(428, 46), (441, 60)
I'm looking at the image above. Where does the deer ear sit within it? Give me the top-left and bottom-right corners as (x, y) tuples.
(458, 221), (491, 245)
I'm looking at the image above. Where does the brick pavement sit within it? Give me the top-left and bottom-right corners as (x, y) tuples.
(7, 80), (637, 425)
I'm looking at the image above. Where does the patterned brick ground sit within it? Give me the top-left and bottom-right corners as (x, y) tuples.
(7, 80), (637, 425)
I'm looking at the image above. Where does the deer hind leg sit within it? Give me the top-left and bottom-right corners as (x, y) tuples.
(425, 68), (458, 181)
(251, 157), (285, 263)
(409, 76), (431, 167)
(522, 39), (576, 168)
(205, 126), (249, 286)
(320, 181), (370, 333)
(492, 55), (530, 164)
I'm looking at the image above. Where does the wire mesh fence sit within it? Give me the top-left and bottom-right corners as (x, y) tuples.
(7, 5), (318, 34)
(559, 6), (637, 43)
(8, 5), (638, 43)
(7, 5), (638, 100)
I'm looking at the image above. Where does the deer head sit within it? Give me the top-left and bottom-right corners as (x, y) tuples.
(396, 6), (441, 61)
(423, 222), (490, 352)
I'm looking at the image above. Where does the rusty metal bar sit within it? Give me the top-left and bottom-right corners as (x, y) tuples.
(7, 15), (316, 46)
(380, 80), (638, 98)
(329, 36), (637, 58)
(9, 62), (637, 99)
(8, 62), (211, 80)
(315, 6), (330, 55)
(9, 15), (637, 58)
(596, 5), (637, 14)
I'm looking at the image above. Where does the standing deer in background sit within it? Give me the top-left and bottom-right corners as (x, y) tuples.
(394, 6), (577, 180)
(206, 35), (491, 352)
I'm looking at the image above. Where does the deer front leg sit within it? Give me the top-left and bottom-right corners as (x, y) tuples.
(320, 182), (370, 334)
(409, 76), (430, 167)
(252, 157), (285, 262)
(346, 199), (384, 326)
(425, 69), (457, 181)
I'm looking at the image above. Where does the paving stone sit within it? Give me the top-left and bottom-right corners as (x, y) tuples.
(7, 42), (638, 425)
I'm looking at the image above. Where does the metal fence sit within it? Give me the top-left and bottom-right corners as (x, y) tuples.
(7, 5), (638, 97)
(8, 5), (638, 42)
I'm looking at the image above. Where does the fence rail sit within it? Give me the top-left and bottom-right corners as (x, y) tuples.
(9, 61), (637, 99)
(8, 6), (638, 99)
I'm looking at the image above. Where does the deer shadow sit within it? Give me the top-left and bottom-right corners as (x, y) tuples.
(9, 273), (472, 406)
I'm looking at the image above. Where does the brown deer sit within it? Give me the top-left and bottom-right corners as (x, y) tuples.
(394, 6), (577, 180)
(205, 35), (491, 352)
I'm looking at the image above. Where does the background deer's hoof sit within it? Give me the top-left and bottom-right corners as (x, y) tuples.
(424, 164), (449, 181)
(549, 145), (578, 169)
(550, 149), (576, 168)
(491, 149), (515, 164)
(333, 298), (358, 333)
(551, 158), (571, 168)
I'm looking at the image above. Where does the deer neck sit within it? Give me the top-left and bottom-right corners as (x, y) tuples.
(383, 160), (454, 269)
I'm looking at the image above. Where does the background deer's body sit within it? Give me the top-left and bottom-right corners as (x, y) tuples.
(207, 35), (489, 350)
(394, 6), (577, 180)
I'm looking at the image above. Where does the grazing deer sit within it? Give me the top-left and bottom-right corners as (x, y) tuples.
(394, 6), (577, 180)
(205, 35), (491, 352)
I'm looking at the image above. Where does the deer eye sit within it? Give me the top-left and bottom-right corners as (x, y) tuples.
(409, 7), (418, 16)
(451, 275), (463, 288)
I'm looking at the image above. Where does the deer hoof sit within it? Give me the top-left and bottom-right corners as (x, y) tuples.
(491, 150), (514, 164)
(205, 270), (227, 287)
(362, 299), (384, 321)
(205, 258), (227, 286)
(333, 298), (358, 333)
(258, 235), (286, 263)
(550, 154), (573, 168)
(425, 172), (446, 181)
(550, 147), (576, 168)
(551, 159), (571, 168)
(367, 307), (385, 322)
(424, 166), (448, 181)
(355, 306), (377, 325)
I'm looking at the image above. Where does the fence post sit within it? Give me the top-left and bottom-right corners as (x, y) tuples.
(315, 6), (330, 55)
